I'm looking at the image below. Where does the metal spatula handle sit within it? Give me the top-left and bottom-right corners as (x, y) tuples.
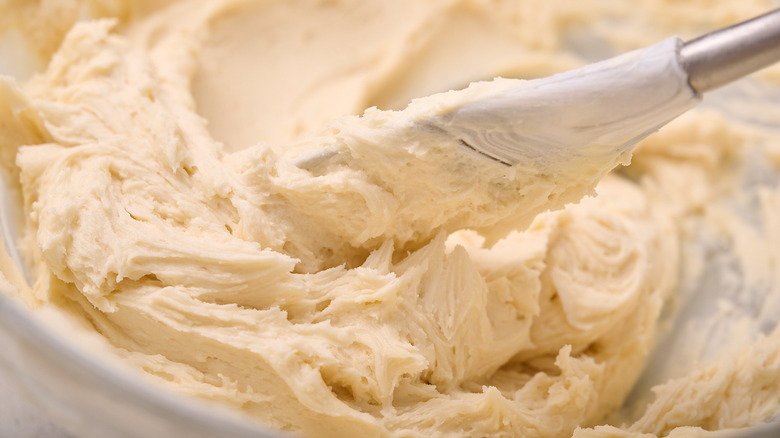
(681, 9), (780, 93)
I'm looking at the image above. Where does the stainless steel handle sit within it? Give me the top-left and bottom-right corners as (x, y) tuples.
(680, 9), (780, 93)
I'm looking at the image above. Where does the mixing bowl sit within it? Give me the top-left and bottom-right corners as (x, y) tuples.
(2, 4), (780, 437)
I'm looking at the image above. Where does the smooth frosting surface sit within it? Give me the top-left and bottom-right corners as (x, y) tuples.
(2, 0), (780, 437)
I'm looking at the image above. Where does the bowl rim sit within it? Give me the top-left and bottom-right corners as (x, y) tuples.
(0, 287), (284, 438)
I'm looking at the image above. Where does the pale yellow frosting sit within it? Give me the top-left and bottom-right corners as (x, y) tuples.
(2, 1), (780, 437)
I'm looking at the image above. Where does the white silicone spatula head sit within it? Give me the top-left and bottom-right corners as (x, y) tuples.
(426, 9), (780, 168)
